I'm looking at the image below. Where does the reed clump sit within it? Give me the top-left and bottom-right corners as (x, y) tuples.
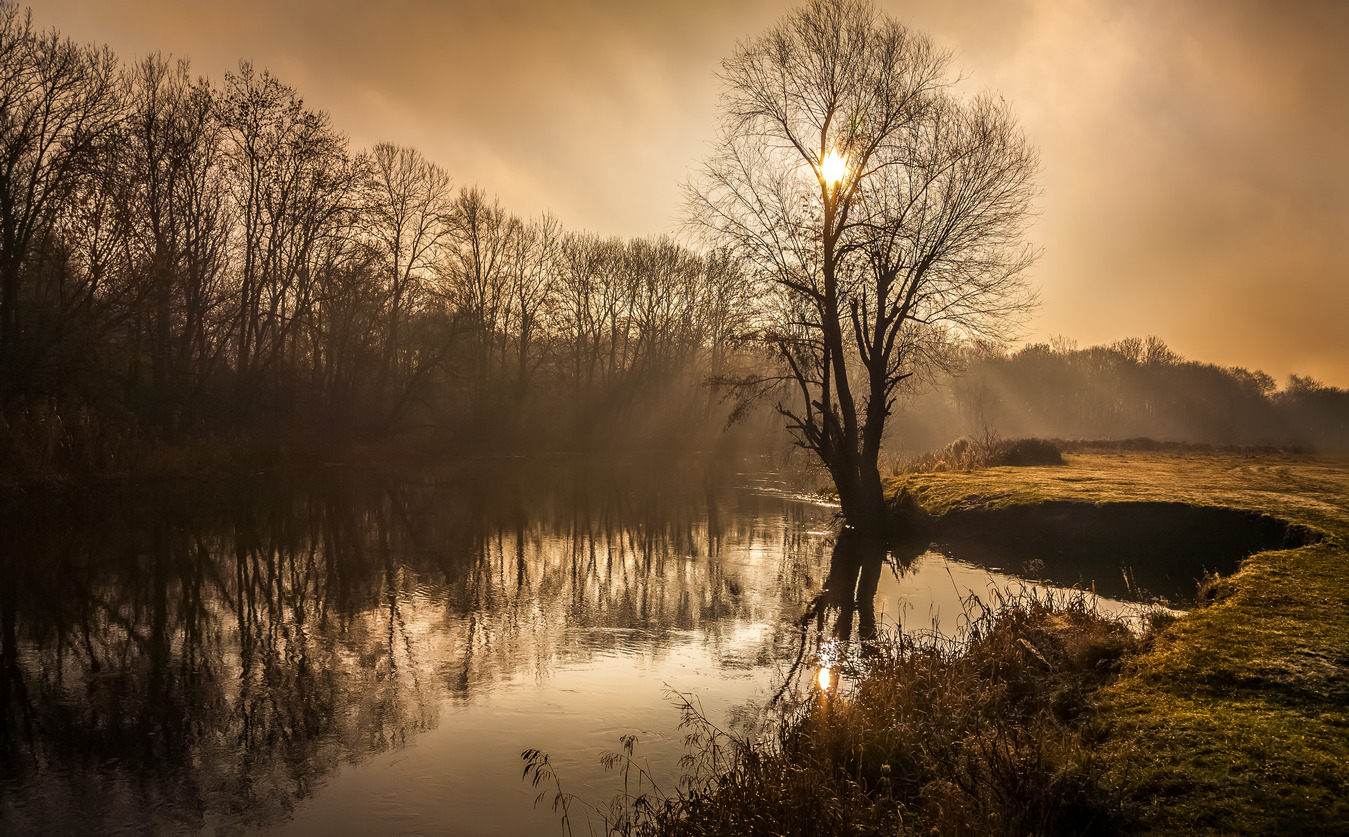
(531, 591), (1150, 836)
(0, 399), (139, 485)
(900, 433), (1065, 474)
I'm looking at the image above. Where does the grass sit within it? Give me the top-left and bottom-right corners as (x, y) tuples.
(1099, 537), (1349, 833)
(889, 450), (1349, 835)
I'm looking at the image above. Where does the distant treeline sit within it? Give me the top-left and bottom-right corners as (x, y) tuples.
(894, 337), (1349, 454)
(0, 3), (770, 475)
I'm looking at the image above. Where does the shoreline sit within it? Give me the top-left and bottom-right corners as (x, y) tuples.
(887, 451), (1349, 834)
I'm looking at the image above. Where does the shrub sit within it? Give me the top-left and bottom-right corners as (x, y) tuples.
(898, 434), (1064, 473)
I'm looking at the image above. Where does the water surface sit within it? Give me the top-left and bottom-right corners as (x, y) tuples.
(0, 459), (1147, 835)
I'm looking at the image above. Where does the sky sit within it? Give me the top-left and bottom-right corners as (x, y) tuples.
(27, 0), (1349, 386)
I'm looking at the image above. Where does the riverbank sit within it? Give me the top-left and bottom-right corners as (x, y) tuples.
(586, 451), (1347, 835)
(0, 412), (766, 497)
(889, 451), (1349, 834)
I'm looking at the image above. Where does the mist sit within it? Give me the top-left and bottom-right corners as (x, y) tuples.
(889, 336), (1349, 458)
(4, 3), (1348, 835)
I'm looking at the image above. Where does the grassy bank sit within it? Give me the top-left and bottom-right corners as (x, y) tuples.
(564, 451), (1348, 835)
(887, 451), (1349, 834)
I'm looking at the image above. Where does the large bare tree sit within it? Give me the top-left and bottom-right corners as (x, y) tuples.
(688, 0), (1039, 537)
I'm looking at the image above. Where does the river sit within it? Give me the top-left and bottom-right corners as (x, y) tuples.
(0, 457), (1147, 836)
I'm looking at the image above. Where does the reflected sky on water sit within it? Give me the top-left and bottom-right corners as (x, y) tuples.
(0, 458), (1151, 836)
(0, 459), (835, 835)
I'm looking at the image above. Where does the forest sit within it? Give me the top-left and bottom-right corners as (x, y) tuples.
(0, 2), (773, 473)
(893, 337), (1349, 457)
(1, 1), (1345, 483)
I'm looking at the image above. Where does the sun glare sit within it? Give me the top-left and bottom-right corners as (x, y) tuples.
(817, 665), (834, 691)
(820, 150), (847, 186)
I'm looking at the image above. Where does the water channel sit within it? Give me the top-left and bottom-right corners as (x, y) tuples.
(0, 458), (1155, 836)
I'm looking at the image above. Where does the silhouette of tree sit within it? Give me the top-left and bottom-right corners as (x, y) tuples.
(445, 185), (519, 419)
(219, 61), (355, 416)
(688, 0), (1039, 535)
(359, 142), (456, 421)
(0, 1), (122, 398)
(498, 212), (558, 416)
(122, 55), (231, 432)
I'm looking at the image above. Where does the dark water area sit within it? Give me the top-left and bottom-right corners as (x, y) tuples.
(917, 501), (1315, 603)
(0, 459), (1163, 836)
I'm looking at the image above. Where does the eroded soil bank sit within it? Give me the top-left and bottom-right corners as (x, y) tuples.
(892, 497), (1322, 603)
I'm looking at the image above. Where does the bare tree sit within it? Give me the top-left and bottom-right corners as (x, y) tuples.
(445, 185), (517, 413)
(687, 0), (1038, 536)
(501, 212), (559, 414)
(554, 231), (630, 412)
(695, 245), (758, 383)
(122, 55), (230, 430)
(219, 61), (355, 414)
(0, 1), (122, 398)
(360, 142), (455, 408)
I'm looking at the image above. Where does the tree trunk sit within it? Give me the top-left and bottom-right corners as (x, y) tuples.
(0, 259), (19, 399)
(831, 450), (889, 540)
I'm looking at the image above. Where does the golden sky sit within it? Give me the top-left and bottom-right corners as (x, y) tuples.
(28, 0), (1349, 386)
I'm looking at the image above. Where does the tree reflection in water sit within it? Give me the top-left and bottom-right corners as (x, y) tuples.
(815, 529), (892, 644)
(0, 459), (832, 835)
(773, 530), (896, 706)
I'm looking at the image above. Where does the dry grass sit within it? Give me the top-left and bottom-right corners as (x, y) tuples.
(527, 591), (1150, 836)
(896, 433), (1065, 474)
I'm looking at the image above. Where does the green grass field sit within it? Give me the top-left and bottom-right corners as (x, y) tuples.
(887, 451), (1349, 834)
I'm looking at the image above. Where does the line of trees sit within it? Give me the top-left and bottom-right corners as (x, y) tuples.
(6, 0), (1345, 481)
(889, 336), (1349, 454)
(0, 2), (767, 467)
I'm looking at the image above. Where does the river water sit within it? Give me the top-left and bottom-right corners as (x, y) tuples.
(0, 458), (1145, 836)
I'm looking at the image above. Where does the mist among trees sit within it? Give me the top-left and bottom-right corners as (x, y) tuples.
(891, 336), (1349, 456)
(0, 1), (771, 474)
(0, 0), (1345, 485)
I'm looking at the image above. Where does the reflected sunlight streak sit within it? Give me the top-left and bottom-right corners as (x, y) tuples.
(817, 665), (833, 691)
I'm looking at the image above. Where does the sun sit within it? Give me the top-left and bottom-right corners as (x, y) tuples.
(819, 150), (847, 186)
